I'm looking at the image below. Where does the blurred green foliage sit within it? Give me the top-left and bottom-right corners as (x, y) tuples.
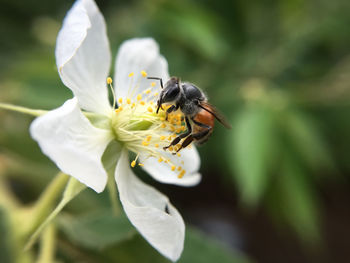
(1, 0), (350, 262)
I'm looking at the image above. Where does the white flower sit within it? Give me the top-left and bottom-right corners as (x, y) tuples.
(29, 0), (201, 261)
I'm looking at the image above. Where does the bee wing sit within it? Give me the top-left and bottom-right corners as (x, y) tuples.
(199, 101), (232, 129)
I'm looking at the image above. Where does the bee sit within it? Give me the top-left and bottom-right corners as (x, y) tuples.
(148, 76), (231, 153)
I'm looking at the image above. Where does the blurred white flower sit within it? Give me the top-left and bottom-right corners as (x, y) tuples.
(29, 0), (201, 261)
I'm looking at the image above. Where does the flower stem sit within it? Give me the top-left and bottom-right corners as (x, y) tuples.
(24, 172), (69, 235)
(107, 172), (120, 216)
(0, 103), (47, 116)
(37, 224), (56, 263)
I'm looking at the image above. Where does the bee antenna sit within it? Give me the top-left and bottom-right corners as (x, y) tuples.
(147, 77), (163, 89)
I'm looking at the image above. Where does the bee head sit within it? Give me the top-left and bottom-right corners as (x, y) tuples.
(156, 77), (181, 113)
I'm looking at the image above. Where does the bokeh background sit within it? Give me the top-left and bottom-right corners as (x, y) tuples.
(1, 0), (350, 262)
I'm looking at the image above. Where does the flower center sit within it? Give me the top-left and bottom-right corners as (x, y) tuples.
(108, 72), (190, 178)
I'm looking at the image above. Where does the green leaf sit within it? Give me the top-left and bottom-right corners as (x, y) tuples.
(58, 210), (136, 250)
(283, 110), (334, 172)
(180, 228), (252, 263)
(229, 106), (277, 206)
(278, 154), (321, 243)
(101, 227), (253, 263)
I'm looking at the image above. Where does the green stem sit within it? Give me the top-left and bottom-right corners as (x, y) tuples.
(37, 224), (56, 263)
(0, 103), (47, 116)
(107, 173), (120, 216)
(24, 172), (69, 235)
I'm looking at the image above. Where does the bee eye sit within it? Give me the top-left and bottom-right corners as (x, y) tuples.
(165, 86), (179, 101)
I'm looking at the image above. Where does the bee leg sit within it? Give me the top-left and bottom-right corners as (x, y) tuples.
(164, 117), (191, 150)
(165, 104), (179, 121)
(191, 118), (212, 143)
(174, 135), (194, 153)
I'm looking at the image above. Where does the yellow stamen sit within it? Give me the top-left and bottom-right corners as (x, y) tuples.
(177, 153), (181, 157)
(177, 166), (182, 171)
(128, 72), (134, 77)
(147, 106), (153, 113)
(126, 98), (131, 104)
(151, 82), (156, 87)
(137, 94), (142, 101)
(107, 77), (113, 84)
(138, 163), (144, 167)
(146, 135), (152, 142)
(158, 157), (163, 163)
(155, 143), (159, 148)
(154, 92), (159, 96)
(171, 165), (176, 171)
(142, 141), (150, 146)
(178, 170), (186, 178)
(161, 123), (166, 128)
(118, 98), (123, 104)
(160, 136), (166, 140)
(140, 101), (145, 105)
(141, 70), (147, 77)
(131, 160), (136, 168)
(145, 88), (151, 94)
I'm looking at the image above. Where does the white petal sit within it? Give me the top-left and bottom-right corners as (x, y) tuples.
(56, 0), (111, 114)
(140, 146), (201, 186)
(114, 38), (169, 101)
(115, 149), (185, 262)
(30, 98), (113, 193)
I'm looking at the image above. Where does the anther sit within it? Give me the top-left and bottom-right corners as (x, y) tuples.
(160, 136), (166, 140)
(137, 94), (142, 101)
(107, 77), (113, 84)
(155, 143), (159, 148)
(146, 135), (152, 142)
(142, 141), (150, 146)
(145, 89), (151, 94)
(128, 72), (134, 77)
(131, 160), (136, 168)
(147, 106), (153, 113)
(151, 82), (156, 87)
(141, 70), (147, 77)
(178, 170), (186, 178)
(126, 98), (131, 104)
(138, 163), (144, 167)
(171, 165), (176, 171)
(118, 98), (123, 104)
(158, 157), (163, 163)
(140, 101), (145, 105)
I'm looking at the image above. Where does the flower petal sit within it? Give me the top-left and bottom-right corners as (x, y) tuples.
(115, 149), (185, 262)
(139, 146), (201, 186)
(56, 0), (111, 114)
(30, 98), (113, 193)
(114, 38), (169, 101)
